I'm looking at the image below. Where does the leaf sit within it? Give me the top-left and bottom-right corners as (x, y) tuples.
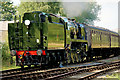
(0, 1), (16, 21)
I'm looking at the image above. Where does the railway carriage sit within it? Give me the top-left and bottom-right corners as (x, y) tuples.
(8, 11), (120, 68)
(84, 24), (120, 58)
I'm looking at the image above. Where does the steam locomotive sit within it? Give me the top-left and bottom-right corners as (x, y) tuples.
(8, 11), (120, 68)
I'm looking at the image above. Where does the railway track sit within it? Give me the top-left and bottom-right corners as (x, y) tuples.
(0, 66), (45, 79)
(0, 62), (102, 80)
(46, 61), (120, 80)
(0, 60), (120, 80)
(0, 54), (115, 77)
(78, 66), (119, 80)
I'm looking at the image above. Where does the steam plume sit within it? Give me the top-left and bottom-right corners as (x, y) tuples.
(62, 2), (89, 18)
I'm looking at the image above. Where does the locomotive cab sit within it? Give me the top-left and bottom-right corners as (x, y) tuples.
(64, 19), (88, 63)
(76, 24), (86, 40)
(66, 19), (86, 40)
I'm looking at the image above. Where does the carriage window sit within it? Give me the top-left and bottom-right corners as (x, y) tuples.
(98, 32), (100, 34)
(92, 30), (93, 33)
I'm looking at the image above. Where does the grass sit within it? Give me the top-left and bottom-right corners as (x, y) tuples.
(2, 63), (20, 71)
(0, 42), (20, 71)
(105, 72), (120, 80)
(1, 56), (20, 71)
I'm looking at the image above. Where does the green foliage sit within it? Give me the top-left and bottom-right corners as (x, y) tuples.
(1, 43), (11, 67)
(1, 43), (10, 61)
(75, 2), (101, 25)
(106, 73), (120, 79)
(17, 2), (65, 17)
(0, 1), (16, 21)
(0, 42), (18, 70)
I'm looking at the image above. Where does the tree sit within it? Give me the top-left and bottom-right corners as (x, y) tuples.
(17, 2), (65, 17)
(0, 1), (16, 21)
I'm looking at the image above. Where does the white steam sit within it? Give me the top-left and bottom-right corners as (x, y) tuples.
(62, 2), (89, 18)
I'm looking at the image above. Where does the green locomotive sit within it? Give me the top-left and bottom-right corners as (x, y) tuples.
(8, 11), (120, 68)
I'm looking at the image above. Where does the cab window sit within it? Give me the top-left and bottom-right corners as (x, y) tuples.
(67, 21), (75, 30)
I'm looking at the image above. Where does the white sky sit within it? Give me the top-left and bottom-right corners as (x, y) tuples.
(11, 0), (119, 32)
(95, 0), (119, 32)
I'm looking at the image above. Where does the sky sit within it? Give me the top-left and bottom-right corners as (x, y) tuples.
(11, 0), (119, 32)
(95, 0), (119, 32)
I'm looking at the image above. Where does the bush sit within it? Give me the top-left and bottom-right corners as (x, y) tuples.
(0, 43), (19, 70)
(1, 43), (11, 66)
